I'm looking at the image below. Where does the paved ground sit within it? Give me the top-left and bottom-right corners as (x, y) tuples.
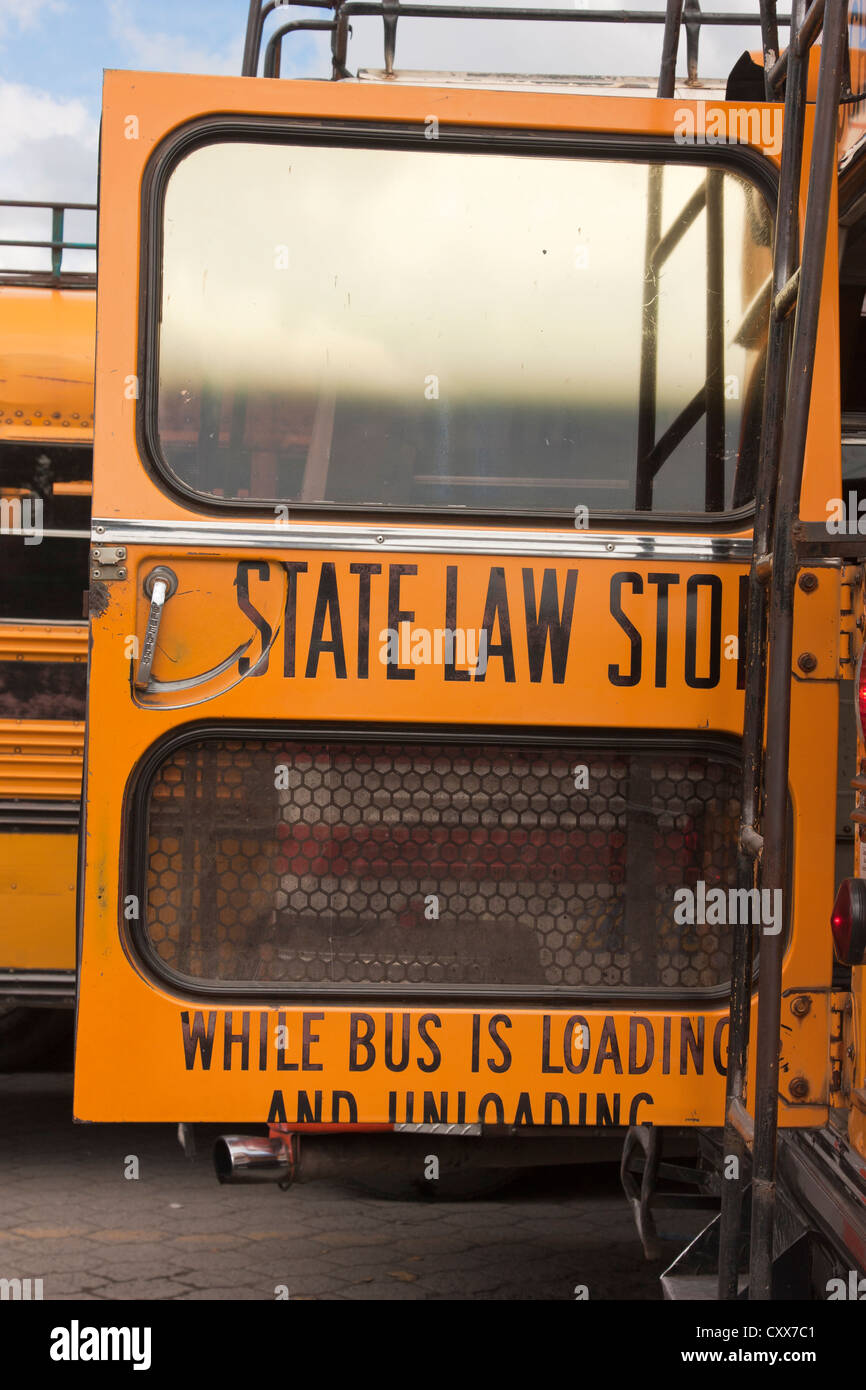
(1, 1034), (669, 1301)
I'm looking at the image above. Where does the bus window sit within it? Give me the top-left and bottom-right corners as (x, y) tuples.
(0, 441), (90, 625)
(133, 735), (740, 998)
(153, 140), (772, 518)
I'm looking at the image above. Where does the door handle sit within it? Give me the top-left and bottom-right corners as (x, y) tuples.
(134, 566), (178, 691)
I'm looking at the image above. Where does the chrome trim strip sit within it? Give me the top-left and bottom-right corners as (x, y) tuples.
(6, 529), (90, 541)
(0, 968), (75, 1001)
(0, 618), (88, 628)
(94, 518), (753, 562)
(394, 1122), (483, 1136)
(0, 800), (80, 829)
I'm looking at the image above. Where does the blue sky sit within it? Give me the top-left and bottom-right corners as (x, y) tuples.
(0, 0), (329, 207)
(0, 0), (770, 211)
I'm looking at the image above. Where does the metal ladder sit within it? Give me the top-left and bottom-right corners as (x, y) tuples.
(716, 0), (851, 1303)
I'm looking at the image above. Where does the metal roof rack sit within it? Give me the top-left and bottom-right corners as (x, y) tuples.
(243, 0), (792, 84)
(0, 199), (97, 288)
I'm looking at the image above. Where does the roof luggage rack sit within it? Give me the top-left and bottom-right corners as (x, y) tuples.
(0, 200), (97, 288)
(242, 0), (792, 83)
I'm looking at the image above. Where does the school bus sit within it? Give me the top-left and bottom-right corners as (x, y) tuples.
(0, 201), (95, 1065)
(72, 0), (866, 1294)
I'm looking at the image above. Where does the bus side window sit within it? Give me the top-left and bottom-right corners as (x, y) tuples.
(0, 441), (91, 623)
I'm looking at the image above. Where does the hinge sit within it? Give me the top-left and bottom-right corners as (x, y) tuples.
(839, 564), (865, 676)
(90, 545), (127, 582)
(829, 993), (849, 1097)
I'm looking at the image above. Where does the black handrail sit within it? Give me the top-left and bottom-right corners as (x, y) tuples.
(264, 19), (338, 77)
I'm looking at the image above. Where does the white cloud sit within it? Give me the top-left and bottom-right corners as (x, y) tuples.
(106, 0), (241, 76)
(0, 82), (97, 269)
(0, 0), (66, 44)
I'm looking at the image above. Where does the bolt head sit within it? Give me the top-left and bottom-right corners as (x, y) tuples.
(789, 1076), (810, 1100)
(798, 572), (818, 592)
(797, 652), (818, 673)
(791, 995), (811, 1017)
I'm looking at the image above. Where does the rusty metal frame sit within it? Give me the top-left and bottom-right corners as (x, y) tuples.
(634, 171), (729, 514)
(243, 0), (792, 82)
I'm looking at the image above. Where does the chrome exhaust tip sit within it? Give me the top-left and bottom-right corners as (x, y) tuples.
(214, 1135), (291, 1184)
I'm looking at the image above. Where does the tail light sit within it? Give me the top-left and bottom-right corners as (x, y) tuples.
(856, 642), (866, 746)
(831, 878), (866, 965)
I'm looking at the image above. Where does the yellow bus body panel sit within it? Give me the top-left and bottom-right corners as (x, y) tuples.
(0, 285), (95, 443)
(0, 830), (77, 970)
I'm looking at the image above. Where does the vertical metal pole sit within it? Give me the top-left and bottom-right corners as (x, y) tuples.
(658, 0), (685, 98)
(636, 0), (683, 509)
(759, 0), (782, 97)
(749, 0), (847, 1301)
(332, 2), (351, 78)
(383, 0), (399, 74)
(242, 0), (269, 76)
(684, 0), (701, 81)
(705, 171), (725, 512)
(50, 206), (63, 278)
(624, 761), (658, 988)
(717, 0), (809, 1301)
(180, 750), (198, 967)
(636, 166), (664, 510)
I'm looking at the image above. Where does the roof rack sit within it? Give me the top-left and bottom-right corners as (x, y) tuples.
(243, 0), (792, 84)
(0, 200), (97, 288)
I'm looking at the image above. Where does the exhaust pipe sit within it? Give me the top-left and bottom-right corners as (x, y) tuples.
(214, 1135), (292, 1185)
(214, 1131), (631, 1186)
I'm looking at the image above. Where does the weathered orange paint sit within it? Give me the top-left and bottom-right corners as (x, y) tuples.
(74, 70), (841, 1130)
(0, 285), (95, 442)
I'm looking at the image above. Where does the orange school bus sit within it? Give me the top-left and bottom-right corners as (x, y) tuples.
(0, 201), (95, 1065)
(73, 0), (864, 1292)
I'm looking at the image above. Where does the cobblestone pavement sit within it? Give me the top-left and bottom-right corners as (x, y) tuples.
(0, 1068), (668, 1301)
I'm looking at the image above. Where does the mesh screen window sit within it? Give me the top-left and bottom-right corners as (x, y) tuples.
(138, 735), (741, 997)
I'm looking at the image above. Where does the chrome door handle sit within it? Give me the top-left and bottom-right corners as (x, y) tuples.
(134, 566), (178, 691)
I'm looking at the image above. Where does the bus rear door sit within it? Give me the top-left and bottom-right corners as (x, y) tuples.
(74, 72), (836, 1155)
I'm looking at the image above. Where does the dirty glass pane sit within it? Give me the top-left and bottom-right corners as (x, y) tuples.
(156, 139), (772, 514)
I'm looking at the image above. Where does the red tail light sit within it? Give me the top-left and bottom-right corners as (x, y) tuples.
(857, 643), (866, 746)
(831, 878), (866, 965)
